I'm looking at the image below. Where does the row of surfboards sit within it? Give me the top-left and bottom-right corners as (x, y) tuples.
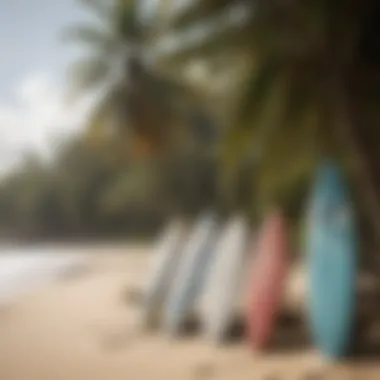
(140, 161), (357, 360)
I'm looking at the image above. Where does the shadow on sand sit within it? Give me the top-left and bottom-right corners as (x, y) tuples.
(180, 311), (312, 352)
(349, 318), (380, 363)
(267, 312), (311, 353)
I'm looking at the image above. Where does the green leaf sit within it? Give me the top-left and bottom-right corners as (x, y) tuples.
(153, 2), (253, 64)
(280, 68), (319, 131)
(114, 0), (142, 40)
(66, 56), (110, 100)
(62, 24), (112, 44)
(77, 0), (113, 21)
(98, 162), (159, 213)
(219, 60), (282, 177)
(237, 57), (282, 126)
(168, 0), (238, 30)
(255, 103), (319, 212)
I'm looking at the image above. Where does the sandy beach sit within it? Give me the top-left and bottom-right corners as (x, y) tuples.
(0, 245), (379, 380)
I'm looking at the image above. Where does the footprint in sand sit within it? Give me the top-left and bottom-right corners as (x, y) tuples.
(301, 370), (325, 380)
(100, 330), (133, 351)
(193, 362), (216, 379)
(89, 322), (137, 352)
(123, 287), (143, 306)
(262, 374), (280, 380)
(99, 327), (139, 352)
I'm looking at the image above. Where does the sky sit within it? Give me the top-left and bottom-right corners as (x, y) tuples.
(0, 0), (197, 175)
(0, 0), (96, 174)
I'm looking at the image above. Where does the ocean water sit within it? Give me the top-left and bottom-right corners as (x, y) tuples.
(0, 246), (90, 303)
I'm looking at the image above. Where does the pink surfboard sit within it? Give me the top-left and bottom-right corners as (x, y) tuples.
(246, 211), (290, 350)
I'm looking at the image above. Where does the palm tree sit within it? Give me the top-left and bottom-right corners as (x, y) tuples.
(63, 0), (217, 158)
(154, 0), (380, 253)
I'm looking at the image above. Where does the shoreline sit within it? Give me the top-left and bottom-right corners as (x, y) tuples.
(0, 247), (378, 379)
(0, 239), (153, 250)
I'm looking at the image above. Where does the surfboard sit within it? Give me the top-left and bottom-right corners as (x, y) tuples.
(246, 211), (290, 350)
(141, 218), (188, 329)
(199, 215), (250, 342)
(306, 162), (357, 359)
(164, 212), (219, 336)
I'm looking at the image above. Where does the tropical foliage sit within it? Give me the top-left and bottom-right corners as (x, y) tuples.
(153, 0), (380, 246)
(3, 0), (380, 259)
(0, 137), (217, 242)
(64, 0), (218, 157)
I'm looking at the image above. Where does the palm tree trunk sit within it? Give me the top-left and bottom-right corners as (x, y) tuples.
(328, 72), (380, 349)
(332, 74), (380, 270)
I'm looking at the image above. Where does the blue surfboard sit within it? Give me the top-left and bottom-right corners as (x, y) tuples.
(306, 161), (358, 359)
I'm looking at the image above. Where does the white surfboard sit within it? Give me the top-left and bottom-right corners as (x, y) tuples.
(141, 218), (188, 329)
(164, 212), (219, 336)
(199, 215), (250, 342)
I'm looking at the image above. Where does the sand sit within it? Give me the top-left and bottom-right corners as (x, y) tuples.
(0, 246), (379, 380)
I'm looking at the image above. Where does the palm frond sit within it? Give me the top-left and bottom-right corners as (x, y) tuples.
(77, 0), (113, 20)
(85, 82), (170, 157)
(218, 63), (285, 200)
(66, 56), (111, 101)
(168, 0), (238, 29)
(230, 54), (283, 138)
(152, 1), (253, 64)
(134, 67), (219, 144)
(61, 24), (117, 48)
(73, 0), (142, 43)
(114, 0), (143, 41)
(99, 162), (159, 212)
(84, 84), (129, 144)
(255, 103), (319, 214)
(141, 70), (202, 114)
(153, 4), (252, 62)
(84, 94), (116, 147)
